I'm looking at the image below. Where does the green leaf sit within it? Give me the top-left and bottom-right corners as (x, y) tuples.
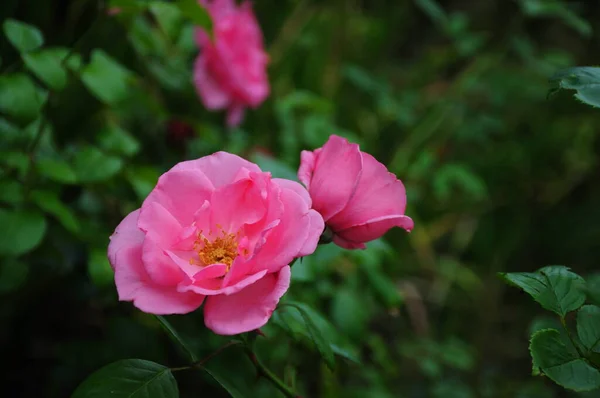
(97, 125), (140, 156)
(88, 249), (113, 287)
(149, 2), (183, 40)
(202, 363), (247, 398)
(73, 146), (123, 183)
(0, 73), (48, 122)
(281, 302), (336, 370)
(31, 189), (80, 233)
(549, 67), (600, 108)
(81, 50), (134, 105)
(3, 19), (44, 53)
(0, 258), (28, 293)
(0, 208), (47, 256)
(176, 0), (212, 33)
(36, 158), (77, 184)
(0, 180), (24, 205)
(22, 48), (69, 90)
(529, 328), (600, 392)
(72, 359), (178, 398)
(577, 305), (600, 354)
(587, 274), (600, 306)
(499, 265), (586, 317)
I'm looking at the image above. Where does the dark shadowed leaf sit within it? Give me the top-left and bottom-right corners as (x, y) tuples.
(549, 67), (600, 108)
(31, 189), (80, 233)
(576, 305), (600, 354)
(176, 0), (212, 33)
(71, 359), (178, 398)
(73, 146), (123, 182)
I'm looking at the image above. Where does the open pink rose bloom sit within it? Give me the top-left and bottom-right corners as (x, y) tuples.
(299, 135), (414, 249)
(108, 152), (323, 335)
(194, 0), (269, 127)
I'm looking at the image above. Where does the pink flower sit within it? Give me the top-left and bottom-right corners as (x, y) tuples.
(108, 152), (323, 335)
(298, 135), (413, 250)
(193, 0), (269, 127)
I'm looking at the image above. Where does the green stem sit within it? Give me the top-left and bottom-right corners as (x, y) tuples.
(244, 346), (299, 398)
(171, 341), (242, 372)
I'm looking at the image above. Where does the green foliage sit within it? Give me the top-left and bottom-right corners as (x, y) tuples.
(3, 19), (44, 52)
(530, 329), (600, 391)
(0, 73), (47, 122)
(0, 209), (47, 256)
(22, 48), (70, 90)
(81, 50), (135, 105)
(504, 267), (600, 392)
(550, 67), (600, 108)
(499, 266), (586, 317)
(71, 359), (178, 398)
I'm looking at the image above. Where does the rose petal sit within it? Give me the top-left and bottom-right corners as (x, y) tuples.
(171, 152), (261, 189)
(138, 201), (182, 247)
(306, 135), (363, 220)
(108, 210), (204, 314)
(193, 54), (231, 110)
(143, 169), (213, 227)
(336, 215), (414, 245)
(203, 266), (291, 335)
(328, 151), (409, 230)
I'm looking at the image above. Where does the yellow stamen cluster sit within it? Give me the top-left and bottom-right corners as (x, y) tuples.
(191, 226), (239, 269)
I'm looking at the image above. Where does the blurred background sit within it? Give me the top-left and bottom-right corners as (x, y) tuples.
(1, 0), (600, 397)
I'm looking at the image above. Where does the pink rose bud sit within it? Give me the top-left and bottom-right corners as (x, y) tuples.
(193, 0), (270, 127)
(298, 135), (414, 249)
(108, 152), (323, 335)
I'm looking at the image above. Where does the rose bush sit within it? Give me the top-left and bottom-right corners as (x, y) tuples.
(299, 135), (413, 249)
(108, 152), (323, 335)
(193, 0), (269, 127)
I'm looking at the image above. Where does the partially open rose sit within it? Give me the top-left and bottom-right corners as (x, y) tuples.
(108, 152), (323, 335)
(299, 135), (413, 249)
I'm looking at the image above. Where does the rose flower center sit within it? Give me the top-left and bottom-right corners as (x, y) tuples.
(191, 228), (239, 269)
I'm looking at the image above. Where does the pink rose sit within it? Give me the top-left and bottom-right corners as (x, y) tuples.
(108, 152), (323, 335)
(193, 0), (269, 127)
(298, 135), (414, 250)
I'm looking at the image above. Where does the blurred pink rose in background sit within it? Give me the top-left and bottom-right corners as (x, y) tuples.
(194, 0), (270, 127)
(108, 152), (323, 335)
(298, 135), (414, 250)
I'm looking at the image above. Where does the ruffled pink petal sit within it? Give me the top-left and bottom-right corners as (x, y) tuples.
(108, 210), (204, 314)
(143, 169), (213, 227)
(203, 266), (291, 335)
(336, 215), (414, 246)
(193, 54), (231, 110)
(178, 268), (267, 296)
(297, 209), (324, 257)
(273, 178), (311, 207)
(138, 201), (182, 247)
(171, 152), (261, 189)
(307, 135), (363, 221)
(209, 172), (269, 233)
(332, 235), (366, 250)
(142, 238), (184, 286)
(328, 152), (409, 231)
(297, 150), (316, 189)
(246, 185), (321, 273)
